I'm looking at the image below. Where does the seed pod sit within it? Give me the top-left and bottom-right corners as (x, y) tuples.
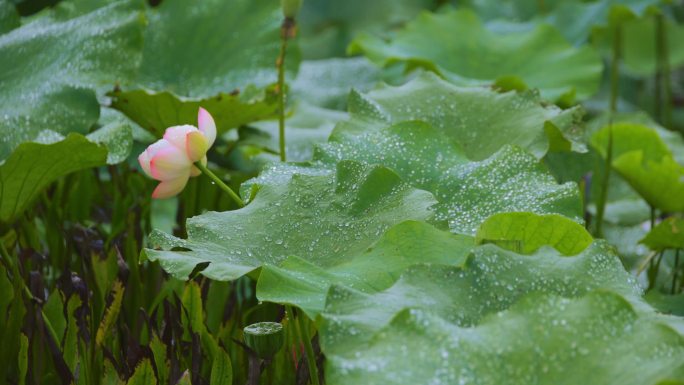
(243, 322), (284, 359)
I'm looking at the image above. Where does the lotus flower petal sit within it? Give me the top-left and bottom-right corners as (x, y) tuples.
(198, 107), (216, 147)
(140, 139), (176, 178)
(152, 175), (190, 199)
(140, 108), (218, 198)
(138, 150), (152, 178)
(186, 130), (209, 162)
(164, 125), (198, 150)
(190, 156), (207, 177)
(149, 140), (192, 181)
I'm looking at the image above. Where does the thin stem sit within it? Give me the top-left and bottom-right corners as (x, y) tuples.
(655, 13), (673, 129)
(277, 20), (290, 162)
(595, 23), (622, 238)
(637, 250), (659, 275)
(286, 306), (320, 385)
(649, 251), (664, 291)
(609, 24), (622, 115)
(648, 207), (657, 278)
(285, 305), (301, 357)
(672, 249), (680, 294)
(595, 128), (612, 238)
(298, 314), (320, 385)
(246, 354), (261, 385)
(194, 162), (244, 207)
(655, 16), (662, 121)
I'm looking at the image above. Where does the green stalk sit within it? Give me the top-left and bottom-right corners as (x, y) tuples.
(649, 251), (664, 291)
(672, 249), (680, 294)
(277, 21), (289, 162)
(609, 25), (622, 115)
(595, 24), (622, 238)
(298, 315), (320, 385)
(654, 20), (662, 122)
(285, 306), (301, 365)
(655, 13), (673, 129)
(194, 162), (244, 207)
(286, 306), (320, 385)
(648, 205), (663, 284)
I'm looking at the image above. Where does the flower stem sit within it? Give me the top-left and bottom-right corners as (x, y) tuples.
(277, 19), (292, 162)
(286, 305), (320, 385)
(277, 18), (297, 162)
(655, 13), (672, 130)
(595, 23), (621, 238)
(672, 249), (680, 294)
(194, 162), (244, 207)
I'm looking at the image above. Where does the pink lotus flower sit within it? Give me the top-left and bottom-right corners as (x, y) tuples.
(139, 108), (217, 199)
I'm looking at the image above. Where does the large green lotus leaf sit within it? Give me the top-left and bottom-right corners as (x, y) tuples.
(109, 0), (299, 135)
(467, 0), (659, 21)
(319, 240), (640, 353)
(242, 76), (583, 237)
(588, 112), (684, 165)
(562, 0), (662, 40)
(465, 0), (567, 22)
(592, 123), (672, 162)
(239, 162), (332, 198)
(349, 9), (602, 101)
(329, 73), (584, 161)
(0, 108), (130, 225)
(291, 58), (382, 110)
(49, 0), (123, 18)
(137, 0), (295, 97)
(0, 0), (143, 161)
(468, 0), (662, 44)
(434, 145), (582, 234)
(646, 291), (684, 317)
(109, 86), (280, 138)
(317, 120), (469, 192)
(0, 0), (18, 33)
(86, 108), (133, 165)
(579, 115), (681, 226)
(0, 134), (107, 225)
(476, 212), (593, 255)
(317, 118), (582, 234)
(256, 221), (473, 318)
(143, 161), (438, 281)
(298, 0), (433, 59)
(612, 153), (684, 213)
(641, 218), (684, 251)
(592, 123), (684, 213)
(324, 291), (684, 385)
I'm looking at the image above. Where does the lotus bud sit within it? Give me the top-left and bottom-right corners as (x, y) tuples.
(138, 107), (217, 199)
